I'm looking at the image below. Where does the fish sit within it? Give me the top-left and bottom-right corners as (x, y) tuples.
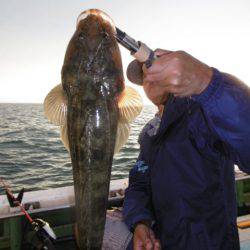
(43, 9), (142, 249)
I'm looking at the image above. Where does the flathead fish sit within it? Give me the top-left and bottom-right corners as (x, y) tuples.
(44, 9), (142, 249)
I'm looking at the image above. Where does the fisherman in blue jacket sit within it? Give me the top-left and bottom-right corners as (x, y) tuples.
(123, 49), (250, 250)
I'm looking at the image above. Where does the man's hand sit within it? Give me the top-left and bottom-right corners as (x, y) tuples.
(142, 49), (213, 105)
(133, 223), (161, 250)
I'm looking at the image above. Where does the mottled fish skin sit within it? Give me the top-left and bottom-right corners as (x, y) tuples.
(61, 10), (124, 249)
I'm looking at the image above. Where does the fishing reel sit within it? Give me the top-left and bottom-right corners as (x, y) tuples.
(30, 218), (56, 250)
(4, 186), (57, 250)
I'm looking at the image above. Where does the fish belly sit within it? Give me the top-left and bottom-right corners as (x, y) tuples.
(68, 99), (118, 249)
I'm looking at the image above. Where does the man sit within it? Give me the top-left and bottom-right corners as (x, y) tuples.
(123, 49), (250, 249)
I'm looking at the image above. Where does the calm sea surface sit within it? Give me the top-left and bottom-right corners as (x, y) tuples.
(0, 104), (156, 193)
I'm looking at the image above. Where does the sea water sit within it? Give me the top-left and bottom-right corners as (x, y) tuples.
(0, 103), (156, 193)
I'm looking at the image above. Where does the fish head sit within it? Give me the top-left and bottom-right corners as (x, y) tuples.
(62, 9), (124, 101)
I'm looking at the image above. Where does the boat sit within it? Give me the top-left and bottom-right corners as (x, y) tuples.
(0, 179), (127, 249)
(0, 170), (250, 249)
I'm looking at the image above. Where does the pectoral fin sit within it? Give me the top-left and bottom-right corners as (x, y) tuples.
(60, 122), (130, 154)
(114, 122), (130, 154)
(45, 85), (141, 154)
(118, 86), (143, 123)
(115, 86), (143, 153)
(44, 84), (67, 126)
(60, 125), (69, 151)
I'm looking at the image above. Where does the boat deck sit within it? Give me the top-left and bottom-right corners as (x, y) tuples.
(238, 214), (250, 249)
(0, 172), (250, 249)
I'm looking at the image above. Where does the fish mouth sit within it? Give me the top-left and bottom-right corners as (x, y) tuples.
(76, 9), (115, 31)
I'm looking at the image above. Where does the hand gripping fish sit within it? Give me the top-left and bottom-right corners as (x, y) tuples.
(44, 9), (142, 249)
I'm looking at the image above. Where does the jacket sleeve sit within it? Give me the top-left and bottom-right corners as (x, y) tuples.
(192, 68), (250, 173)
(122, 153), (154, 231)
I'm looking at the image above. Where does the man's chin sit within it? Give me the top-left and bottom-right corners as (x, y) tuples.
(150, 94), (169, 106)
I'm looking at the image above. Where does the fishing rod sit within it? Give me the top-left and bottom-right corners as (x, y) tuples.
(0, 178), (56, 250)
(115, 27), (174, 104)
(115, 27), (155, 69)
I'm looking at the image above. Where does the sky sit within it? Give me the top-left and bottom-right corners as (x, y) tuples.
(0, 0), (250, 104)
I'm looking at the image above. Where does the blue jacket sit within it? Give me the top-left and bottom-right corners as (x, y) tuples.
(123, 68), (250, 250)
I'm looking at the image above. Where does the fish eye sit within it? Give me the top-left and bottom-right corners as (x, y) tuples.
(102, 32), (109, 39)
(78, 32), (85, 40)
